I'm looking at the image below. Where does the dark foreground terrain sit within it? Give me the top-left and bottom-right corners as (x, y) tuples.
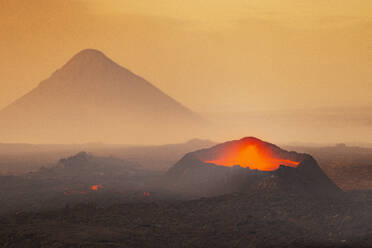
(2, 191), (372, 248)
(2, 143), (372, 247)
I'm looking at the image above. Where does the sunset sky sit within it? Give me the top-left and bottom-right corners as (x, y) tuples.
(1, 0), (372, 121)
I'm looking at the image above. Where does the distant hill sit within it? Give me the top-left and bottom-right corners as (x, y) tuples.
(0, 49), (203, 144)
(0, 139), (216, 174)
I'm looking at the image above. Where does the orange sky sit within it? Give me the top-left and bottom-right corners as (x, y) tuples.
(1, 0), (372, 114)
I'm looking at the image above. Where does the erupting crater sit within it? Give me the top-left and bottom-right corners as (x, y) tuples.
(164, 136), (342, 197)
(199, 137), (300, 171)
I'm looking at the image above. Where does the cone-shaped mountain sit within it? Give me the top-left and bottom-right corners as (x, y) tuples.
(0, 49), (203, 143)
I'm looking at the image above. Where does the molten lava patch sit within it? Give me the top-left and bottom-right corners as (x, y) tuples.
(91, 184), (104, 191)
(203, 138), (299, 171)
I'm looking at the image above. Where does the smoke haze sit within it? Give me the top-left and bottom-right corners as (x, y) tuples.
(1, 0), (372, 144)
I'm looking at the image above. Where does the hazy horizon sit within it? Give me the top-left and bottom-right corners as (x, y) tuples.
(3, 3), (372, 247)
(1, 0), (372, 144)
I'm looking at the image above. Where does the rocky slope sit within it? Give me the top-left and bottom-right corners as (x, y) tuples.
(163, 137), (342, 197)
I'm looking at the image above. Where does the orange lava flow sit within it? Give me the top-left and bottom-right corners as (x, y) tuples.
(91, 184), (104, 191)
(204, 140), (299, 171)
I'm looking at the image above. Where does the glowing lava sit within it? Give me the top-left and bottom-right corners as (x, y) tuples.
(91, 184), (104, 191)
(203, 138), (299, 171)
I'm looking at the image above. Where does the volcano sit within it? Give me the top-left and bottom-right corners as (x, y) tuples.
(0, 49), (203, 144)
(163, 137), (342, 197)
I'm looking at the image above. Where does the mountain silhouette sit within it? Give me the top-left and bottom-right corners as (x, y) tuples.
(0, 49), (203, 144)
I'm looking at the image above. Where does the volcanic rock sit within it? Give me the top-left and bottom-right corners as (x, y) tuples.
(163, 137), (342, 198)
